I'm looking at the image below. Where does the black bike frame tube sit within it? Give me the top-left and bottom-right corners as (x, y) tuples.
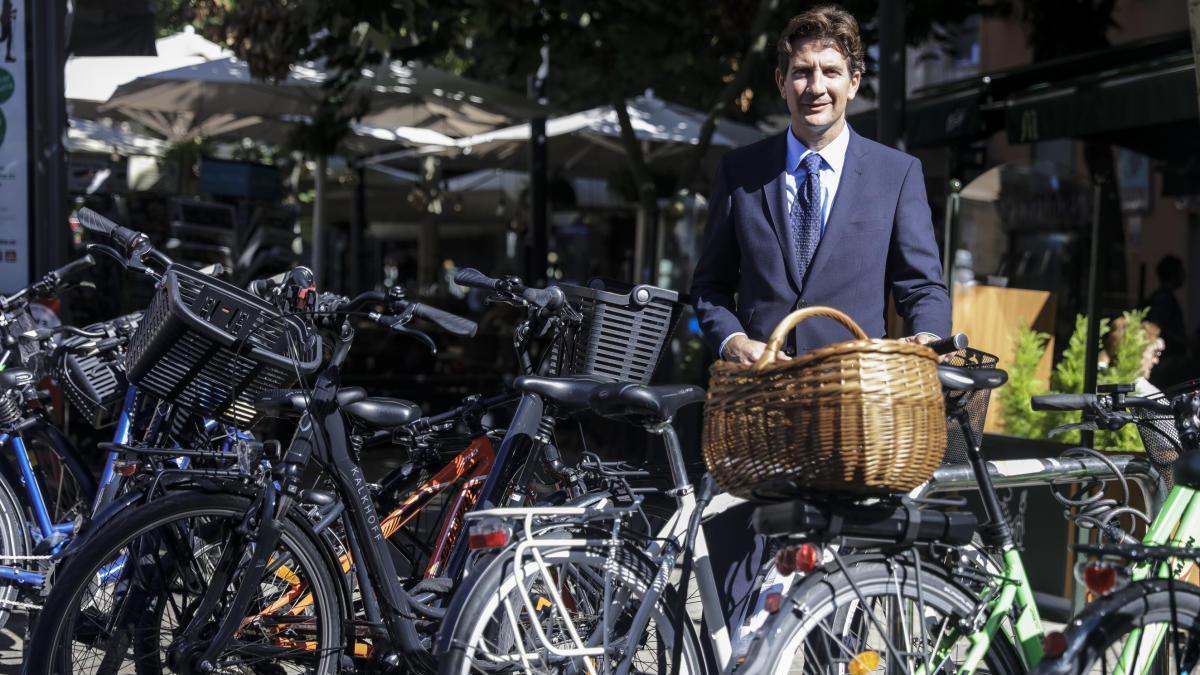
(312, 383), (426, 655)
(960, 411), (1015, 549)
(442, 392), (545, 579)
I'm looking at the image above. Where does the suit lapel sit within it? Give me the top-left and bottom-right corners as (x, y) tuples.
(802, 127), (868, 293)
(759, 132), (802, 294)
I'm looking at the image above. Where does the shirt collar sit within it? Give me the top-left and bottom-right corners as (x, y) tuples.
(786, 123), (851, 175)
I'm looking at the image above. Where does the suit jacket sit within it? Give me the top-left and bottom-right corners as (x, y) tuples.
(691, 127), (951, 357)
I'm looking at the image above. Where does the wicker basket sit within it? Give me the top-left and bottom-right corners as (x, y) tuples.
(702, 307), (946, 499)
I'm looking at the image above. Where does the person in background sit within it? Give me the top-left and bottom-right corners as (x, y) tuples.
(1099, 316), (1164, 397)
(1145, 255), (1186, 360)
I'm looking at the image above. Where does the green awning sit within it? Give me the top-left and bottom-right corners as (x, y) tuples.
(847, 88), (984, 148)
(1006, 60), (1197, 144)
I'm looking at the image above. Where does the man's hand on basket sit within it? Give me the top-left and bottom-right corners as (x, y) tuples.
(723, 334), (791, 365)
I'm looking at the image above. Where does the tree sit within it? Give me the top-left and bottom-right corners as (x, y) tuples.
(160, 1), (1002, 282)
(1191, 0), (1200, 119)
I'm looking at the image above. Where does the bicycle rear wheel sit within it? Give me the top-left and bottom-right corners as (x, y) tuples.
(741, 556), (1024, 675)
(1037, 578), (1200, 675)
(25, 489), (343, 675)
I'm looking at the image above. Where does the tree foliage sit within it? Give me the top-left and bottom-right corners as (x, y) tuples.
(998, 323), (1054, 439)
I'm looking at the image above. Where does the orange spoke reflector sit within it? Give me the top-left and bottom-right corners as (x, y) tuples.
(274, 565), (300, 585)
(848, 650), (880, 675)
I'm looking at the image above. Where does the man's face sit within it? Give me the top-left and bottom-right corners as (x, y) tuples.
(775, 38), (861, 136)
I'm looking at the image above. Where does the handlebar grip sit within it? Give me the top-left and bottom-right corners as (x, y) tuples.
(52, 254), (96, 281)
(453, 268), (502, 291)
(76, 208), (143, 250)
(247, 271), (289, 300)
(1031, 393), (1097, 411)
(521, 285), (566, 310)
(928, 333), (968, 355)
(411, 303), (478, 337)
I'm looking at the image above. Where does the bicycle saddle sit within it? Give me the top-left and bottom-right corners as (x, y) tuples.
(254, 386), (368, 418)
(513, 375), (613, 410)
(938, 365), (1007, 392)
(589, 383), (706, 423)
(343, 397), (422, 428)
(0, 368), (34, 391)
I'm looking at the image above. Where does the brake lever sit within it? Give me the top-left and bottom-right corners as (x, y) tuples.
(370, 310), (438, 355)
(86, 244), (135, 270)
(1049, 421), (1098, 437)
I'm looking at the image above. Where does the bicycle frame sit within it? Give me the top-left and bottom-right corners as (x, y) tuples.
(1101, 481), (1200, 675)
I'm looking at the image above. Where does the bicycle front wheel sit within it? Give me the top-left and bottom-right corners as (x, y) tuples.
(1036, 578), (1200, 675)
(741, 556), (1024, 675)
(438, 537), (707, 675)
(25, 489), (343, 675)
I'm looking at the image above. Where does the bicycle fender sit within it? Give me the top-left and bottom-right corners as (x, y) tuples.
(1037, 579), (1197, 675)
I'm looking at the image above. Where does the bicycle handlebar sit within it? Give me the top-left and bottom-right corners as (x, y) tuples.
(929, 333), (968, 355)
(454, 267), (565, 310)
(410, 302), (477, 337)
(1031, 393), (1097, 411)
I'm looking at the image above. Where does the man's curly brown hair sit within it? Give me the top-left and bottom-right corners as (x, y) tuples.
(777, 5), (866, 76)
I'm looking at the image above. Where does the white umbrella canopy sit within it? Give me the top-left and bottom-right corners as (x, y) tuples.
(101, 57), (547, 142)
(364, 91), (764, 177)
(65, 28), (232, 117)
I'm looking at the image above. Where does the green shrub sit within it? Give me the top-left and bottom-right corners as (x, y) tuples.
(999, 310), (1149, 451)
(998, 324), (1053, 439)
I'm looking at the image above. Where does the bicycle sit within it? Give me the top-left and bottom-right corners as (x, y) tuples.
(737, 375), (1200, 674)
(1024, 384), (1200, 675)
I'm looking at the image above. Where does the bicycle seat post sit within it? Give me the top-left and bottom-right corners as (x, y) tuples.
(647, 420), (692, 497)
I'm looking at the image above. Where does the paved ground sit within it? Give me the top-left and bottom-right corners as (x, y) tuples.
(1, 614), (24, 673)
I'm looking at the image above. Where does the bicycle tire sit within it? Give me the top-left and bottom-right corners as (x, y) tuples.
(24, 490), (343, 675)
(438, 537), (708, 675)
(22, 425), (97, 526)
(0, 471), (28, 630)
(1035, 578), (1200, 675)
(739, 556), (1025, 675)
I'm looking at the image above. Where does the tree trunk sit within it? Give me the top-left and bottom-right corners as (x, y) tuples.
(1190, 0), (1200, 114)
(609, 88), (659, 283)
(1083, 140), (1128, 308)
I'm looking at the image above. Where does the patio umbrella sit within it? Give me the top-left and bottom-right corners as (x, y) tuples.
(101, 57), (546, 140)
(65, 27), (232, 124)
(101, 56), (543, 287)
(363, 91), (764, 177)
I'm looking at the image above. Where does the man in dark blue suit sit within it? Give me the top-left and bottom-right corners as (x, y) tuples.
(691, 5), (951, 655)
(692, 6), (950, 364)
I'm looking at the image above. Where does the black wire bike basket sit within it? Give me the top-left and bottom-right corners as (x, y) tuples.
(942, 347), (1000, 466)
(55, 312), (142, 429)
(124, 265), (320, 427)
(556, 280), (683, 385)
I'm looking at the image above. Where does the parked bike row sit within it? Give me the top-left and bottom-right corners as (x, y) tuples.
(0, 209), (1194, 674)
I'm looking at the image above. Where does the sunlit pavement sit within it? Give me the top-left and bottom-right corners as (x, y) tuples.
(0, 614), (23, 673)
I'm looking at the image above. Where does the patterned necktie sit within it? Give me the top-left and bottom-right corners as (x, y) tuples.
(789, 153), (824, 283)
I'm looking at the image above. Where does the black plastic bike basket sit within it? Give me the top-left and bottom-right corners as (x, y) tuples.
(942, 347), (999, 466)
(558, 280), (682, 384)
(55, 312), (142, 429)
(124, 265), (320, 427)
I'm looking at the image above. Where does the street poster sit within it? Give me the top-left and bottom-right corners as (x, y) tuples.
(0, 0), (25, 291)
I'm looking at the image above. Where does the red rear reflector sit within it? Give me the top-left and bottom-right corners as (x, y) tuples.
(764, 592), (783, 614)
(467, 528), (511, 551)
(775, 549), (795, 576)
(1083, 563), (1117, 596)
(113, 461), (142, 477)
(792, 544), (821, 574)
(1042, 631), (1067, 658)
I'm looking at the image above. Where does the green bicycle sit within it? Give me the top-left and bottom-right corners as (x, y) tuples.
(739, 372), (1191, 674)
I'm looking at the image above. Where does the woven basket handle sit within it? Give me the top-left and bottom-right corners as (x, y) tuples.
(753, 306), (869, 371)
